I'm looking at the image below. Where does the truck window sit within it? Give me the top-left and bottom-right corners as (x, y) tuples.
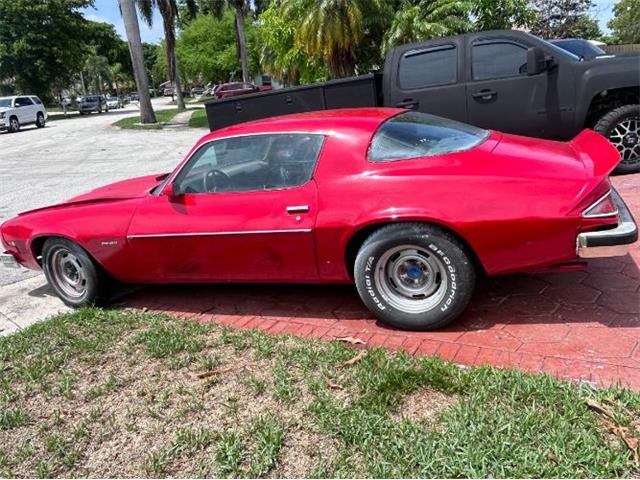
(472, 40), (528, 80)
(368, 111), (488, 162)
(398, 45), (457, 90)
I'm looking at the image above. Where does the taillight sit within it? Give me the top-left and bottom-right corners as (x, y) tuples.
(582, 190), (618, 218)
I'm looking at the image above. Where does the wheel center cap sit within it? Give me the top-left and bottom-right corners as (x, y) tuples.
(406, 265), (422, 280)
(623, 133), (638, 147)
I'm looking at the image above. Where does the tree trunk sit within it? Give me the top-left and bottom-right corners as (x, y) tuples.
(234, 4), (250, 83)
(80, 71), (86, 95)
(172, 49), (186, 111)
(119, 0), (156, 123)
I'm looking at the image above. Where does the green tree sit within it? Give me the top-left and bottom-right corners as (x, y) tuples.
(472, 0), (535, 30)
(383, 0), (473, 51)
(281, 0), (372, 79)
(83, 49), (111, 93)
(176, 11), (244, 83)
(138, 0), (186, 110)
(210, 0), (252, 82)
(0, 0), (92, 102)
(530, 0), (601, 39)
(608, 0), (640, 43)
(257, 2), (327, 84)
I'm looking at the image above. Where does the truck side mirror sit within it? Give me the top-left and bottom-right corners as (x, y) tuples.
(526, 47), (547, 75)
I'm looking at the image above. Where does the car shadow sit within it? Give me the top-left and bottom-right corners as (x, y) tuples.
(115, 253), (640, 334)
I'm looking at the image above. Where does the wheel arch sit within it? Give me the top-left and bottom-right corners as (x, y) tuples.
(343, 219), (487, 280)
(30, 234), (106, 273)
(584, 86), (640, 128)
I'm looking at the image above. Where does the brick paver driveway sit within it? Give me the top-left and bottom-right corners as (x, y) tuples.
(123, 173), (640, 389)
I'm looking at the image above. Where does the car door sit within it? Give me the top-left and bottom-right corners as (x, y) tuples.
(464, 34), (575, 139)
(14, 97), (34, 123)
(126, 133), (324, 282)
(384, 39), (467, 122)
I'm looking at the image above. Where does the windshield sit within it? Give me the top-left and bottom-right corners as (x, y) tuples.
(550, 39), (607, 58)
(0, 98), (12, 108)
(368, 111), (489, 162)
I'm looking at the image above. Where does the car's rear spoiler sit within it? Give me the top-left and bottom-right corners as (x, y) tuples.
(569, 129), (620, 177)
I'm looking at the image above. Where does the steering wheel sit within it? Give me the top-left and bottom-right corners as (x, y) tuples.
(203, 168), (231, 192)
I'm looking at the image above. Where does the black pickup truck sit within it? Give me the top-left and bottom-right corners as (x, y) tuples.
(205, 29), (640, 173)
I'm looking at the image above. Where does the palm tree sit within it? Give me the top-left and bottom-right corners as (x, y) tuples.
(383, 0), (473, 52)
(283, 0), (366, 79)
(119, 0), (156, 123)
(138, 0), (186, 110)
(210, 0), (251, 83)
(83, 50), (111, 93)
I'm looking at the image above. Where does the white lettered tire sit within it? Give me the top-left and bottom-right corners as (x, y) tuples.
(354, 223), (476, 330)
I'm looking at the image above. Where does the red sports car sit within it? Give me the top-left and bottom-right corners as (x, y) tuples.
(1, 108), (637, 330)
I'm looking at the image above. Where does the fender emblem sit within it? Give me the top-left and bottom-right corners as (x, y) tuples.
(100, 240), (119, 247)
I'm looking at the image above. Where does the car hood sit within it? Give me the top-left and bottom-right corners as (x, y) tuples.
(18, 173), (169, 216)
(0, 107), (11, 113)
(66, 173), (167, 203)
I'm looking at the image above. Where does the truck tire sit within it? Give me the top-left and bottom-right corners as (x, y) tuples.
(594, 104), (640, 175)
(354, 223), (476, 330)
(8, 116), (19, 133)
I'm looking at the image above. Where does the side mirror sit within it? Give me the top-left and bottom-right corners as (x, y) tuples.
(526, 47), (549, 75)
(170, 182), (183, 197)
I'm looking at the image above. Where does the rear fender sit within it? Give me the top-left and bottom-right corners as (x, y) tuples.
(569, 129), (620, 177)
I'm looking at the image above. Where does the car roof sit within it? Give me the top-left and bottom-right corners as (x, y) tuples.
(197, 107), (405, 144)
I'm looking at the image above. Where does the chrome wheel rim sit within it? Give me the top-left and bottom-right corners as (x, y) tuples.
(50, 249), (87, 299)
(609, 116), (640, 165)
(10, 118), (18, 130)
(374, 245), (448, 313)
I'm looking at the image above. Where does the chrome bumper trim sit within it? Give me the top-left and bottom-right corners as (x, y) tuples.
(577, 188), (638, 258)
(0, 252), (22, 269)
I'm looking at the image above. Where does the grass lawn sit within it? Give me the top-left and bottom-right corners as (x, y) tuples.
(112, 108), (184, 130)
(189, 109), (208, 129)
(1, 309), (639, 478)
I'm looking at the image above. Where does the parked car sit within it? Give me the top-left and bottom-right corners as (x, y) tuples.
(191, 87), (206, 96)
(129, 91), (140, 101)
(106, 97), (123, 109)
(205, 30), (640, 174)
(549, 39), (611, 60)
(163, 87), (174, 97)
(0, 95), (47, 133)
(214, 82), (259, 99)
(1, 108), (637, 330)
(78, 95), (108, 114)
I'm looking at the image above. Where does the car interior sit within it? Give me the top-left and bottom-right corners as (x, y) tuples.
(175, 133), (324, 194)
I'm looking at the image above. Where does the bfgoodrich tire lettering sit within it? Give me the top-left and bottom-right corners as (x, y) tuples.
(354, 223), (476, 330)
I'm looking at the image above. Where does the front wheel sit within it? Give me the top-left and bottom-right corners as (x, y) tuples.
(594, 104), (640, 175)
(354, 223), (476, 330)
(42, 238), (109, 307)
(8, 116), (19, 133)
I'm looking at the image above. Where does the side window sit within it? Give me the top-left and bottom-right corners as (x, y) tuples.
(15, 97), (33, 107)
(174, 134), (324, 194)
(472, 40), (528, 80)
(398, 45), (457, 90)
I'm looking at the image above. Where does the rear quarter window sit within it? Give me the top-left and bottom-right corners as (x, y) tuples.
(368, 112), (488, 162)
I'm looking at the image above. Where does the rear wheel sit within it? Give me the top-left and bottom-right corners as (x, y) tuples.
(36, 112), (45, 128)
(354, 223), (476, 330)
(594, 104), (640, 175)
(42, 238), (109, 307)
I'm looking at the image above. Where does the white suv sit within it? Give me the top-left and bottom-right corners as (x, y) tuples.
(0, 95), (48, 133)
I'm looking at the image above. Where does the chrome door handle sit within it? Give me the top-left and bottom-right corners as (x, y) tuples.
(286, 205), (309, 213)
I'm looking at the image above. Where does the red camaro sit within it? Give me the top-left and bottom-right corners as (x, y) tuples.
(1, 108), (637, 330)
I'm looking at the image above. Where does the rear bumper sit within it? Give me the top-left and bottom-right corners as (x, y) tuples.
(0, 251), (22, 269)
(577, 188), (638, 258)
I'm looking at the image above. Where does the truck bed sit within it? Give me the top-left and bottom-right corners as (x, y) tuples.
(204, 74), (382, 131)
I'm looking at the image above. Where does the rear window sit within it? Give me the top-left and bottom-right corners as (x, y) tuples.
(368, 112), (488, 162)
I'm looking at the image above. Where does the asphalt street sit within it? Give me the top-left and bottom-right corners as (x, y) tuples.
(0, 98), (201, 287)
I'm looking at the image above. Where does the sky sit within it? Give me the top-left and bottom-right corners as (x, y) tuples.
(81, 0), (618, 45)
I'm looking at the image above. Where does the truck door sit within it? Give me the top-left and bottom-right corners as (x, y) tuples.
(464, 34), (575, 139)
(384, 40), (467, 122)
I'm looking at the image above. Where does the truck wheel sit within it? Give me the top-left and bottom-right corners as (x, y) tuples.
(8, 116), (19, 133)
(42, 237), (109, 308)
(594, 104), (640, 175)
(353, 223), (476, 330)
(36, 112), (45, 128)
